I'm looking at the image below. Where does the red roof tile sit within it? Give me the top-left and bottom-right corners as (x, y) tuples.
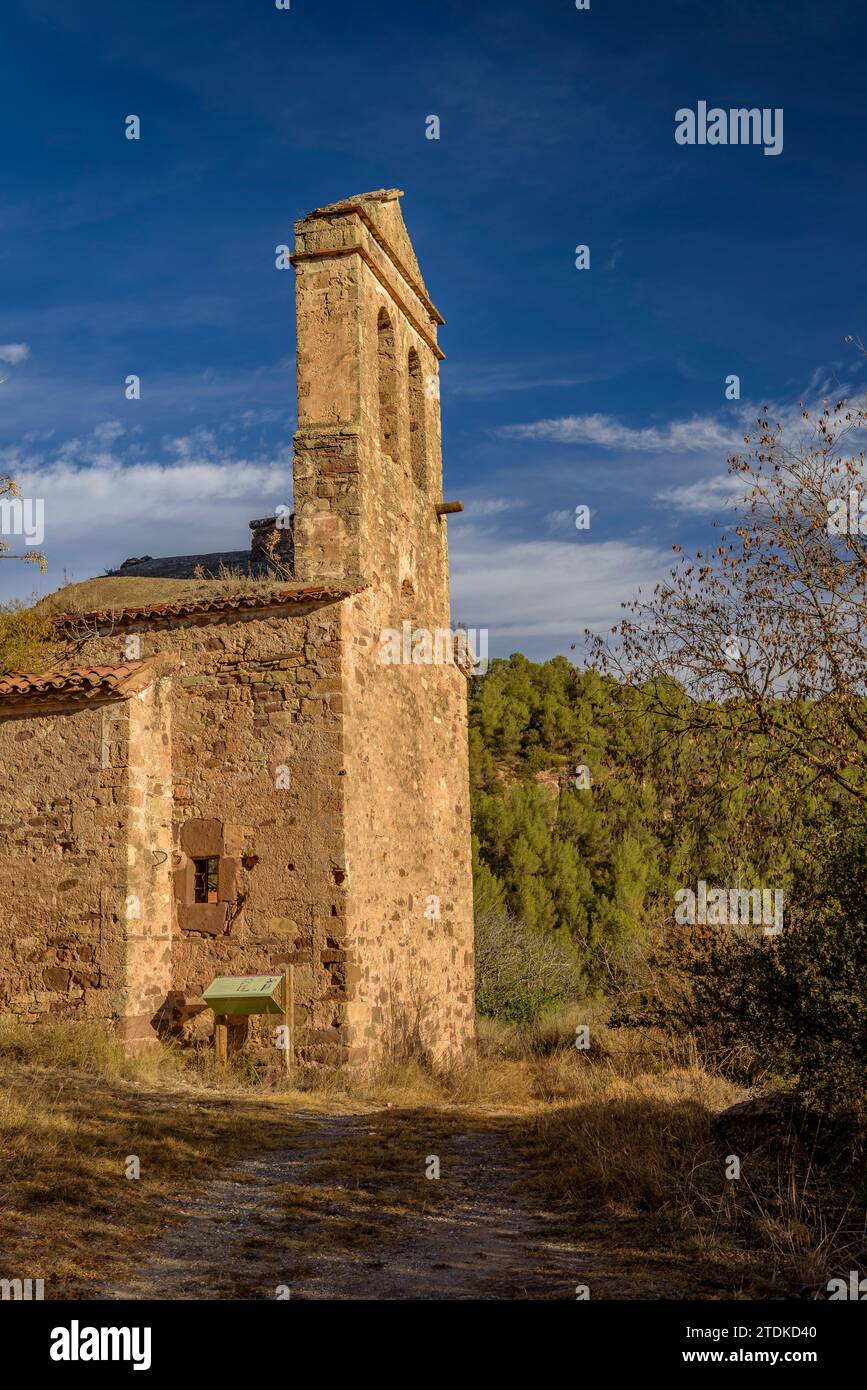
(52, 584), (355, 629)
(0, 661), (154, 703)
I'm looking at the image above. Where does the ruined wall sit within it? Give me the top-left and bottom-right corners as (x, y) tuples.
(0, 688), (172, 1028)
(0, 188), (476, 1065)
(61, 601), (351, 1060)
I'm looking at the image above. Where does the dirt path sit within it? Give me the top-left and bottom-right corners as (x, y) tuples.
(96, 1109), (601, 1301)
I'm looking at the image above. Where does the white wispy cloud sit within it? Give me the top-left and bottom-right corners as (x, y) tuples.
(0, 424), (293, 602)
(500, 411), (742, 453)
(501, 382), (867, 460)
(445, 360), (607, 398)
(463, 496), (524, 517)
(655, 474), (748, 515)
(450, 523), (669, 653)
(0, 343), (30, 365)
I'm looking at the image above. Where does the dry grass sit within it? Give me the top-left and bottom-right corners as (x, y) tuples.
(0, 1019), (181, 1080)
(296, 1011), (863, 1297)
(479, 1014), (863, 1298)
(38, 570), (303, 620)
(0, 1015), (861, 1299)
(0, 596), (60, 674)
(0, 1022), (343, 1297)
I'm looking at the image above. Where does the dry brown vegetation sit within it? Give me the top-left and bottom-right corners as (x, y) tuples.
(0, 1015), (859, 1300)
(0, 1023), (327, 1296)
(0, 598), (60, 674)
(38, 569), (300, 619)
(1, 569), (298, 674)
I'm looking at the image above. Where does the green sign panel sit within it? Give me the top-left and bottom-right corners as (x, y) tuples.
(203, 974), (285, 1017)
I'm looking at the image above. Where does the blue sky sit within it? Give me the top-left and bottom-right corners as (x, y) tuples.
(2, 0), (866, 659)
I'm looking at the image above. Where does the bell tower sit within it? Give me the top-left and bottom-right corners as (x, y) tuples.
(291, 189), (451, 631)
(290, 191), (475, 1066)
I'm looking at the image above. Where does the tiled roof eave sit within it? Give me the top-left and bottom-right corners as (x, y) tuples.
(51, 583), (363, 632)
(0, 659), (169, 709)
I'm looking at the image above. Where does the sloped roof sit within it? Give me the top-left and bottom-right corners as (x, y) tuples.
(0, 660), (160, 707)
(108, 551), (269, 580)
(60, 585), (352, 626)
(42, 575), (361, 630)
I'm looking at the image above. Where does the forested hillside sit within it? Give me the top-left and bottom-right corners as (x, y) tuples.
(469, 654), (846, 986)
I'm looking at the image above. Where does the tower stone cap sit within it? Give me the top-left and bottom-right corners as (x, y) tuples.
(306, 189), (405, 216)
(294, 187), (440, 328)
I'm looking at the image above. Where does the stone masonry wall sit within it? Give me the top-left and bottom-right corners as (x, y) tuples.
(57, 601), (351, 1061)
(121, 678), (174, 1042)
(292, 192), (451, 632)
(0, 189), (476, 1065)
(0, 698), (134, 1023)
(341, 589), (475, 1062)
(291, 191), (475, 1062)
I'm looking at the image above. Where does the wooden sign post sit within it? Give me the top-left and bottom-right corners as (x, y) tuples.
(203, 973), (294, 1075)
(214, 1014), (228, 1069)
(280, 965), (294, 1079)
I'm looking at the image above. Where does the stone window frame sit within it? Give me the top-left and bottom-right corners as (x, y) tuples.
(174, 818), (237, 935)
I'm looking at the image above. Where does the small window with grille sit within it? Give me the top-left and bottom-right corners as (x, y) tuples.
(193, 857), (219, 904)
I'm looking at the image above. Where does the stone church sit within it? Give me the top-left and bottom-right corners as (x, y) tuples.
(0, 190), (476, 1064)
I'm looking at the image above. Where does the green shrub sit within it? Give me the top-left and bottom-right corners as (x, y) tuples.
(476, 981), (561, 1026)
